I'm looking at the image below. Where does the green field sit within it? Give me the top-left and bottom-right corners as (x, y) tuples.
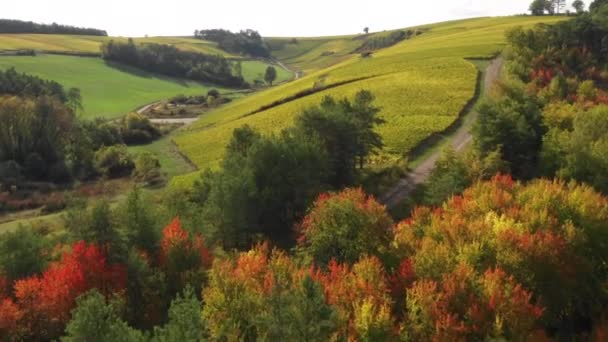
(173, 16), (566, 185)
(0, 54), (226, 118)
(241, 60), (293, 84)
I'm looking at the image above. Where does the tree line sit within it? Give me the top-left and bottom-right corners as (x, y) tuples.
(0, 19), (107, 36)
(100, 39), (247, 88)
(194, 29), (270, 57)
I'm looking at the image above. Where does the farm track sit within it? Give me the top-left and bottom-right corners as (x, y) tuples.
(380, 57), (503, 209)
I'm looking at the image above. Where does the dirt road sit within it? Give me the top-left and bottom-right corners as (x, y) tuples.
(380, 57), (503, 208)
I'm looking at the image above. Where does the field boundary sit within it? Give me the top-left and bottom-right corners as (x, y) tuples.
(241, 75), (375, 119)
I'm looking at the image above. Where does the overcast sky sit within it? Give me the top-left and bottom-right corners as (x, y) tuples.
(3, 0), (582, 37)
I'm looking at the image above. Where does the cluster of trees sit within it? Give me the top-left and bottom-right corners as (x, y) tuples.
(2, 174), (608, 340)
(0, 67), (80, 107)
(194, 29), (270, 57)
(357, 29), (418, 52)
(529, 0), (586, 15)
(100, 39), (247, 88)
(0, 70), (163, 188)
(191, 90), (384, 249)
(0, 19), (107, 36)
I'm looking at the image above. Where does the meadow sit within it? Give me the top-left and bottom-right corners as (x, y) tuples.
(0, 54), (226, 118)
(172, 16), (566, 186)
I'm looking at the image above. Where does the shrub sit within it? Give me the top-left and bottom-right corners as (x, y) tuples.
(94, 145), (134, 178)
(132, 152), (163, 185)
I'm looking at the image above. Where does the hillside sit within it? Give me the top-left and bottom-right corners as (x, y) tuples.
(0, 34), (235, 57)
(0, 54), (227, 118)
(173, 16), (565, 184)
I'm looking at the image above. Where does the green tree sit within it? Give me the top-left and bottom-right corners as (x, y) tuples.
(0, 226), (48, 282)
(264, 66), (277, 85)
(295, 91), (384, 187)
(573, 0), (586, 13)
(530, 0), (549, 14)
(364, 27), (370, 34)
(202, 128), (330, 248)
(62, 290), (143, 342)
(152, 286), (203, 342)
(132, 152), (162, 185)
(118, 190), (159, 254)
(66, 87), (83, 113)
(590, 0), (608, 12)
(473, 81), (544, 179)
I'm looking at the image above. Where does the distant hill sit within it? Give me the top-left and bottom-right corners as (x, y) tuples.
(0, 18), (107, 36)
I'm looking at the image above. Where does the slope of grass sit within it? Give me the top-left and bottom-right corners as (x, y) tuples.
(173, 16), (567, 186)
(0, 54), (226, 118)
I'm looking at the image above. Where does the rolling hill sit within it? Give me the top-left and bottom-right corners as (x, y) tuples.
(172, 16), (566, 187)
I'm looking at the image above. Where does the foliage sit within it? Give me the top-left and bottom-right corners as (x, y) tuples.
(101, 39), (246, 88)
(94, 145), (135, 178)
(393, 176), (608, 337)
(0, 67), (70, 102)
(473, 81), (545, 179)
(295, 90), (384, 187)
(195, 28), (270, 57)
(203, 245), (338, 341)
(10, 241), (127, 340)
(152, 286), (203, 342)
(358, 30), (416, 52)
(0, 95), (77, 182)
(297, 188), (393, 266)
(0, 226), (49, 282)
(0, 18), (107, 35)
(264, 65), (277, 85)
(197, 125), (330, 248)
(133, 152), (163, 185)
(62, 290), (143, 342)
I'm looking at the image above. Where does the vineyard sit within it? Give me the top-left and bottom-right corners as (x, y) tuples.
(173, 16), (564, 185)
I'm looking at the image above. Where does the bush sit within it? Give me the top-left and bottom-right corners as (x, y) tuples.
(133, 152), (163, 185)
(48, 161), (72, 184)
(94, 145), (134, 178)
(0, 160), (22, 189)
(207, 89), (220, 98)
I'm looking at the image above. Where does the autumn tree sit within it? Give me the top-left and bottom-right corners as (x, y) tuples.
(297, 188), (393, 266)
(159, 217), (213, 299)
(392, 176), (608, 337)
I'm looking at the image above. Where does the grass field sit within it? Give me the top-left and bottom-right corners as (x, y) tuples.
(241, 60), (293, 84)
(0, 54), (226, 118)
(0, 34), (236, 57)
(173, 16), (566, 186)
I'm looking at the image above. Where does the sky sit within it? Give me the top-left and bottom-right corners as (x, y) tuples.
(3, 0), (580, 37)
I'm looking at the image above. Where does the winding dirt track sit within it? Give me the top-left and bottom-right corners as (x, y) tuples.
(380, 57), (503, 209)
